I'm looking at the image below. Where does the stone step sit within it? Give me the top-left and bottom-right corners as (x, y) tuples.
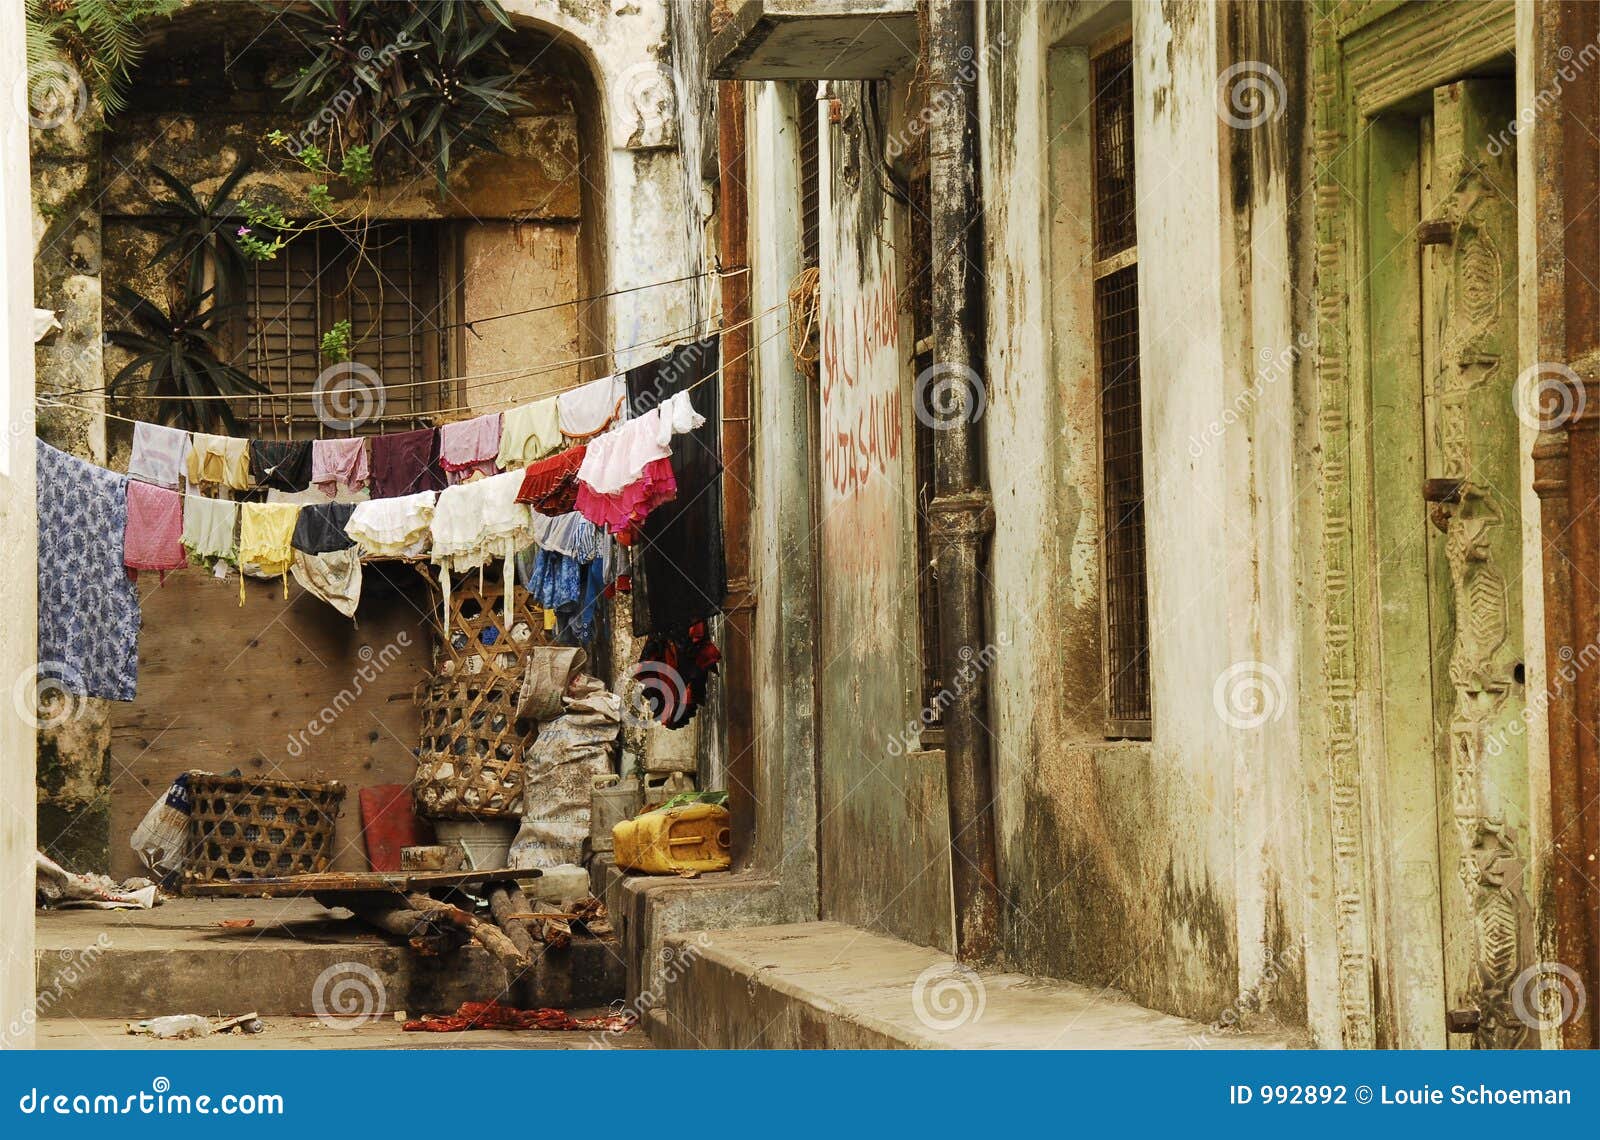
(646, 921), (1309, 1050)
(35, 897), (624, 1020)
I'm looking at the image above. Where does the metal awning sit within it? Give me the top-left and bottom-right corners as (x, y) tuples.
(708, 0), (918, 81)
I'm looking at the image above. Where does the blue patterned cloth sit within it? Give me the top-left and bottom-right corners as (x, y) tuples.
(520, 546), (605, 645)
(37, 440), (141, 700)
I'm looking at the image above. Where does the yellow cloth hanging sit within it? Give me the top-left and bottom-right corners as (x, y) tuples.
(237, 502), (300, 604)
(186, 433), (252, 491)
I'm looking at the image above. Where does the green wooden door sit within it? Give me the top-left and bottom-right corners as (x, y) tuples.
(1370, 78), (1532, 1049)
(1422, 79), (1532, 1050)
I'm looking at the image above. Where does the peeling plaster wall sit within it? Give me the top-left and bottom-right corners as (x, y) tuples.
(813, 82), (950, 952)
(1, 0), (39, 1048)
(977, 0), (1311, 1032)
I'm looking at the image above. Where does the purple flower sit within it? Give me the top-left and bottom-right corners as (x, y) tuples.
(237, 226), (251, 237)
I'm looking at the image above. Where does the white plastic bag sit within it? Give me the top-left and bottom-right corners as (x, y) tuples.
(130, 772), (197, 879)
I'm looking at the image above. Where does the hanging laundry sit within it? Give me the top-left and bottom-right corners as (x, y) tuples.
(311, 436), (370, 496)
(438, 412), (503, 484)
(36, 441), (141, 701)
(574, 392), (702, 541)
(180, 493), (238, 570)
(521, 513), (609, 646)
(237, 502), (300, 603)
(515, 444), (586, 516)
(268, 485), (369, 505)
(127, 422), (191, 489)
(635, 622), (721, 729)
(557, 374), (626, 439)
(291, 548), (362, 619)
(186, 432), (252, 491)
(346, 490), (437, 559)
(122, 481), (187, 577)
(625, 338), (725, 638)
(527, 551), (608, 645)
(430, 469), (533, 627)
(291, 502), (357, 555)
(575, 457), (676, 542)
(369, 427), (445, 499)
(249, 439), (313, 492)
(497, 397), (562, 469)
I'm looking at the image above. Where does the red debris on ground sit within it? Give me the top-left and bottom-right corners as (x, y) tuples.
(402, 1001), (634, 1033)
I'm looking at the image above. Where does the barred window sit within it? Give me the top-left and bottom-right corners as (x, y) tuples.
(1091, 38), (1151, 738)
(242, 223), (448, 439)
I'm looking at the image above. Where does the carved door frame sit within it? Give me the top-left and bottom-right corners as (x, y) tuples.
(1309, 0), (1519, 1049)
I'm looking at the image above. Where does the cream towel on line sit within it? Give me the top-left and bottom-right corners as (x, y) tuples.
(557, 375), (625, 439)
(181, 494), (239, 570)
(497, 397), (562, 469)
(430, 470), (533, 628)
(186, 433), (251, 491)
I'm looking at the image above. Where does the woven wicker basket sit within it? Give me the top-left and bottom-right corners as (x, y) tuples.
(411, 566), (552, 820)
(413, 674), (532, 818)
(420, 564), (552, 685)
(185, 773), (344, 882)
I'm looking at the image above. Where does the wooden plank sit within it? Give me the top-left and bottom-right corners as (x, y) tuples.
(182, 866), (542, 898)
(109, 564), (435, 879)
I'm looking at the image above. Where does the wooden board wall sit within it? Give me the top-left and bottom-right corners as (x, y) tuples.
(109, 563), (436, 879)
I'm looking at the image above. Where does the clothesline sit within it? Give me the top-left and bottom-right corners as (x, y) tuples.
(38, 297), (790, 409)
(36, 337), (731, 713)
(38, 314), (795, 434)
(115, 264), (750, 384)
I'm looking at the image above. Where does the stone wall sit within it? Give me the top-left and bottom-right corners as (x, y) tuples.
(1, 0), (39, 1048)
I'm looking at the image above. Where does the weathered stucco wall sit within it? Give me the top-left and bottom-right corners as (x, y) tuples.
(1, 0), (39, 1048)
(977, 0), (1310, 1030)
(814, 82), (950, 952)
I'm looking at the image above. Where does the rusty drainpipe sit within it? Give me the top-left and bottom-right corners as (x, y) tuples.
(1533, 0), (1600, 1051)
(926, 0), (1000, 963)
(716, 51), (757, 866)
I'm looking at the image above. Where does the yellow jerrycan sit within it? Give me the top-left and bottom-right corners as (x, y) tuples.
(613, 802), (732, 874)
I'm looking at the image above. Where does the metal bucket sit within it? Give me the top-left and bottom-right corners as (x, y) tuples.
(433, 818), (519, 870)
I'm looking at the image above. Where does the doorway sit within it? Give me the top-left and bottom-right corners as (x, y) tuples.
(1366, 76), (1533, 1049)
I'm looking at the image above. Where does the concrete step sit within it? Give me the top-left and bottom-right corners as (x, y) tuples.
(647, 921), (1308, 1049)
(36, 898), (624, 1020)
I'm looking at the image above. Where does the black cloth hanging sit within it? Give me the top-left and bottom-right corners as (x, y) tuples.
(292, 501), (357, 554)
(626, 337), (724, 638)
(249, 439), (314, 492)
